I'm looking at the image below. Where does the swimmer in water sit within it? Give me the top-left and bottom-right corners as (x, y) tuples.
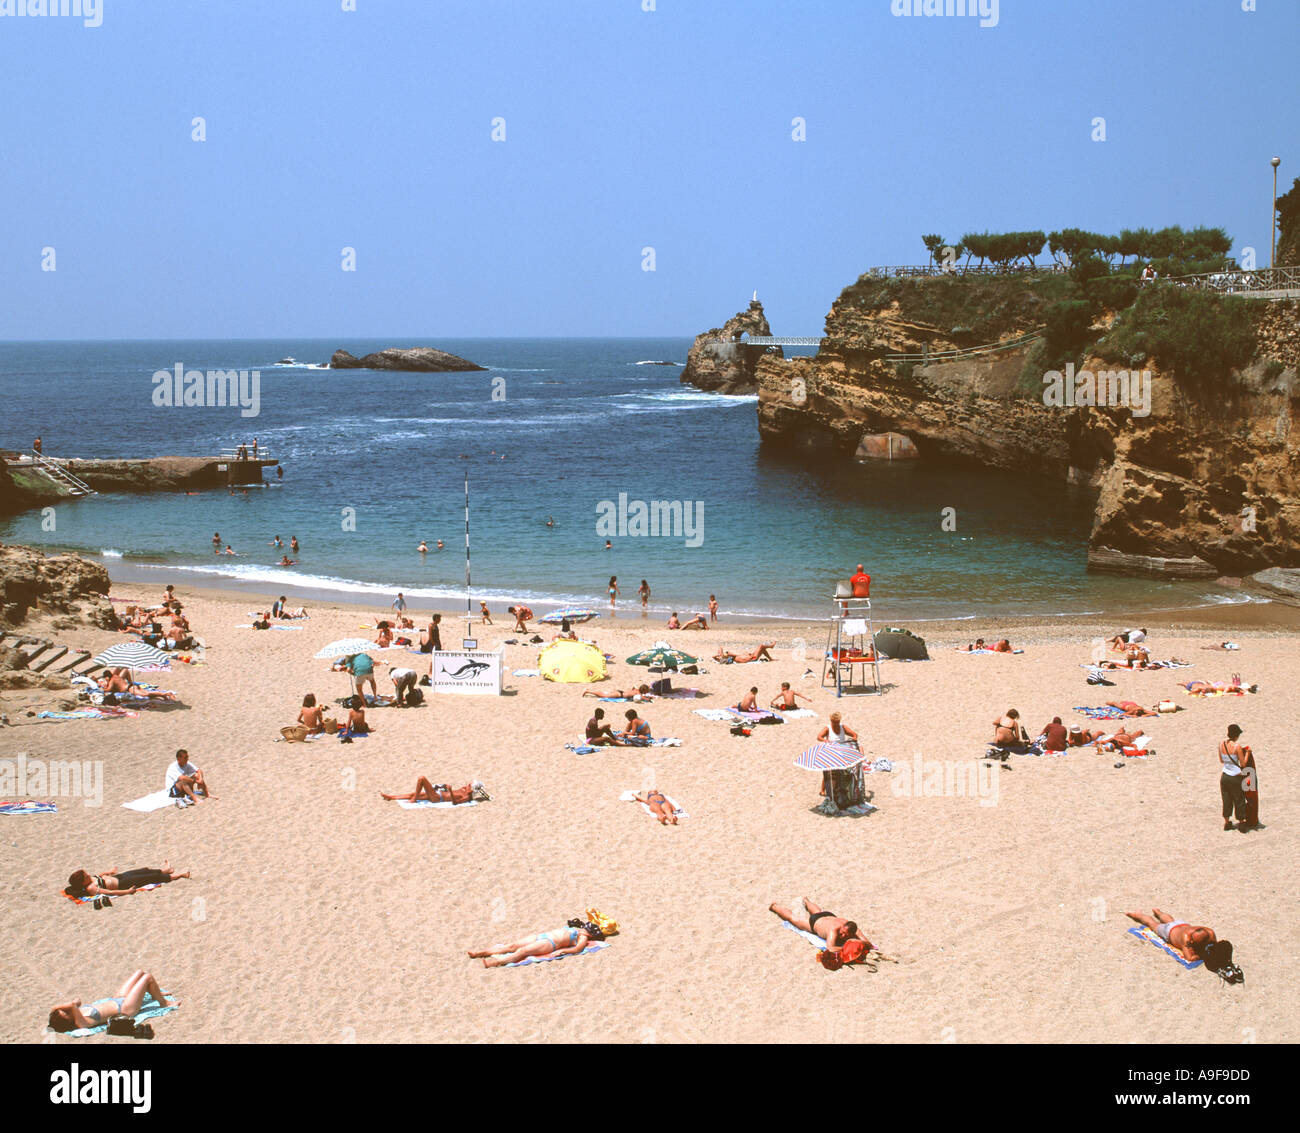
(290, 536), (299, 553)
(546, 516), (554, 527)
(224, 545), (235, 555)
(417, 541), (428, 553)
(436, 540), (444, 549)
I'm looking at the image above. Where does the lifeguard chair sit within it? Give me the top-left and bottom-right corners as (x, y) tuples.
(822, 574), (882, 696)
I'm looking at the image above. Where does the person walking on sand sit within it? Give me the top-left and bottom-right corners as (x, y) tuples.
(709, 594), (718, 622)
(392, 592), (407, 614)
(608, 576), (620, 608)
(479, 600), (493, 625)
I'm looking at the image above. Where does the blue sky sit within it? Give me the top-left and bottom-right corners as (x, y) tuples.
(1, 0), (1296, 339)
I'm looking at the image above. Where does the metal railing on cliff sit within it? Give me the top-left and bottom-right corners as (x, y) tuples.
(866, 263), (1068, 279)
(1163, 265), (1300, 299)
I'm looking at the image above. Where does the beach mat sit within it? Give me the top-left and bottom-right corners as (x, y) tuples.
(507, 941), (610, 968)
(1127, 925), (1203, 970)
(780, 920), (828, 951)
(62, 884), (162, 905)
(37, 707), (139, 721)
(65, 993), (178, 1037)
(0, 800), (58, 815)
(619, 789), (687, 820)
(1074, 706), (1128, 720)
(397, 799), (479, 809)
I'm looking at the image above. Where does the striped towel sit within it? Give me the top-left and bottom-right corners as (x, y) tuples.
(508, 941), (610, 968)
(1074, 706), (1127, 720)
(0, 801), (58, 815)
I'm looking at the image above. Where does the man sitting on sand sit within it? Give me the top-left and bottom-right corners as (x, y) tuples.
(1109, 627), (1148, 650)
(1040, 716), (1069, 752)
(166, 749), (215, 804)
(713, 643), (775, 664)
(585, 708), (622, 746)
(380, 778), (489, 805)
(507, 605), (533, 632)
(770, 681), (811, 711)
(468, 919), (605, 968)
(817, 712), (860, 747)
(735, 686), (760, 713)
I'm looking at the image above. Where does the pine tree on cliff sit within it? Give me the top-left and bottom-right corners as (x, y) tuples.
(1277, 176), (1300, 267)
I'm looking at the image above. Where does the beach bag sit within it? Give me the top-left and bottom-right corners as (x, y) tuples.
(280, 725), (310, 743)
(1156, 699), (1177, 713)
(322, 716), (339, 735)
(405, 687), (424, 706)
(651, 677), (673, 695)
(585, 908), (619, 936)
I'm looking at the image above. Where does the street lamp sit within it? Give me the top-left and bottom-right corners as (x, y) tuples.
(1271, 157), (1281, 270)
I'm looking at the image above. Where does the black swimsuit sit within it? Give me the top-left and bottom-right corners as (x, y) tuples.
(808, 911), (836, 932)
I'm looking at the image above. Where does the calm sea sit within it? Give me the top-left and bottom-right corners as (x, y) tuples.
(0, 338), (1259, 624)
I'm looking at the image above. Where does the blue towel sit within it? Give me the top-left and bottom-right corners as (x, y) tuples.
(1127, 925), (1203, 970)
(508, 942), (610, 967)
(65, 992), (178, 1036)
(0, 801), (58, 815)
(1074, 706), (1127, 720)
(565, 743), (601, 755)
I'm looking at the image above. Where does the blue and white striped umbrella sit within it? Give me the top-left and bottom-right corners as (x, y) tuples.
(793, 743), (864, 771)
(92, 641), (172, 670)
(539, 608), (599, 624)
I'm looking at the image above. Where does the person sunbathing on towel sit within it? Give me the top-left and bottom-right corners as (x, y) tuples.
(67, 862), (190, 898)
(770, 682), (811, 710)
(1106, 699), (1157, 717)
(1067, 724), (1105, 747)
(380, 778), (489, 804)
(1094, 725), (1145, 751)
(628, 789), (678, 825)
(680, 613), (708, 630)
(99, 670), (176, 700)
(961, 638), (987, 652)
(1108, 628), (1148, 650)
(468, 920), (604, 967)
(769, 898), (871, 952)
(990, 639), (1014, 653)
(714, 643), (775, 664)
(1124, 909), (1220, 964)
(48, 971), (175, 1033)
(582, 684), (651, 700)
(1184, 675), (1256, 695)
(735, 686), (760, 712)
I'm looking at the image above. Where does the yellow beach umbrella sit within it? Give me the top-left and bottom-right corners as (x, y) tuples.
(539, 639), (607, 683)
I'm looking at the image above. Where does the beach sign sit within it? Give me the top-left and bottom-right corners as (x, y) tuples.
(431, 648), (503, 695)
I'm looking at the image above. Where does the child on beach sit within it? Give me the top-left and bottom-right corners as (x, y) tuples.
(479, 601), (493, 625)
(709, 594), (718, 622)
(638, 580), (650, 610)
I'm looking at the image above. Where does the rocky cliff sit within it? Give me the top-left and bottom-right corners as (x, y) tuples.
(330, 347), (485, 372)
(679, 300), (783, 395)
(749, 272), (1300, 578)
(0, 543), (117, 628)
(0, 463), (51, 516)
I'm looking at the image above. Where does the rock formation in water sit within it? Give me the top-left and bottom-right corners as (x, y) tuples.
(0, 463), (50, 516)
(330, 347), (486, 372)
(679, 300), (782, 395)
(736, 271), (1300, 579)
(0, 543), (117, 628)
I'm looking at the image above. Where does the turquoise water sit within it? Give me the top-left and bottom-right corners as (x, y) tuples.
(0, 338), (1258, 623)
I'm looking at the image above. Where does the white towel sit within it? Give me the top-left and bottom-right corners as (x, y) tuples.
(620, 790), (688, 819)
(842, 619), (868, 637)
(121, 790), (179, 813)
(397, 799), (479, 809)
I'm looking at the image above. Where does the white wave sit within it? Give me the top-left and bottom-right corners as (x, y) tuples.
(1196, 592), (1270, 605)
(100, 548), (124, 559)
(633, 360), (683, 366)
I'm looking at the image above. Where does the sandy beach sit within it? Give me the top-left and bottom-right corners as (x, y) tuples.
(1, 583), (1296, 1045)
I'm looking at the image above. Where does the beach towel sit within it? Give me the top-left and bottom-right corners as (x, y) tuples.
(1127, 925), (1202, 970)
(36, 707), (139, 721)
(64, 993), (179, 1037)
(507, 941), (610, 968)
(780, 919), (829, 951)
(957, 648), (1024, 655)
(336, 729), (369, 740)
(619, 789), (688, 819)
(1074, 706), (1128, 720)
(397, 799), (479, 810)
(867, 757), (893, 773)
(693, 708), (741, 722)
(121, 790), (180, 813)
(234, 623), (302, 631)
(778, 708), (818, 718)
(511, 669), (541, 677)
(566, 743), (601, 754)
(0, 800), (58, 815)
(643, 737), (681, 747)
(62, 884), (162, 905)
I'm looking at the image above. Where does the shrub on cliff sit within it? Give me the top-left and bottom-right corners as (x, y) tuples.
(1094, 285), (1257, 386)
(1043, 300), (1095, 369)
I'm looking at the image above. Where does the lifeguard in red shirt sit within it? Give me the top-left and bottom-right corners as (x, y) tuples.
(849, 565), (871, 598)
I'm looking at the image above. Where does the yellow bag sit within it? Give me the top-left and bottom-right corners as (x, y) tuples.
(585, 907), (619, 936)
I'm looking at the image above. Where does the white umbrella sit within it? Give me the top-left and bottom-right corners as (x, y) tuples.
(314, 638), (394, 660)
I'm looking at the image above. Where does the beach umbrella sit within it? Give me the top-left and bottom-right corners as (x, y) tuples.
(872, 627), (929, 661)
(92, 641), (171, 671)
(539, 639), (607, 683)
(539, 608), (600, 625)
(625, 645), (697, 668)
(793, 742), (864, 772)
(314, 638), (392, 660)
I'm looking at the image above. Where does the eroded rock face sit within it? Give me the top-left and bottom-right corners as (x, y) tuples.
(0, 543), (118, 628)
(330, 347), (486, 372)
(0, 464), (46, 516)
(680, 300), (782, 395)
(748, 276), (1300, 577)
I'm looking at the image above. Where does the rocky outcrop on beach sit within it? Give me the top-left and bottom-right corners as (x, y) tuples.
(679, 300), (782, 395)
(742, 272), (1300, 578)
(0, 463), (53, 516)
(330, 347), (486, 372)
(0, 543), (117, 629)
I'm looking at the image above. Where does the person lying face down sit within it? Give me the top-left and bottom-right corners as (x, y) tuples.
(468, 918), (605, 968)
(1124, 908), (1237, 977)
